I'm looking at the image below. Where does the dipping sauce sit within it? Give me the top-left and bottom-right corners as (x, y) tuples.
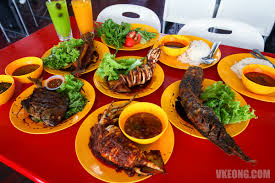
(12, 64), (40, 76)
(47, 78), (63, 89)
(164, 42), (186, 49)
(124, 112), (162, 139)
(0, 82), (11, 94)
(245, 72), (275, 87)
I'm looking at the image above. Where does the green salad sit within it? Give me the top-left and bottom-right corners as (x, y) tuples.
(96, 19), (131, 50)
(96, 19), (157, 51)
(43, 38), (84, 69)
(57, 75), (87, 119)
(200, 81), (257, 124)
(96, 53), (144, 81)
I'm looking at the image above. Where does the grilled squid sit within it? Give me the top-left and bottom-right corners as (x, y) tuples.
(107, 47), (161, 93)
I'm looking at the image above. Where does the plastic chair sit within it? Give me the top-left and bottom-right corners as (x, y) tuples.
(162, 0), (217, 33)
(178, 18), (265, 51)
(216, 0), (275, 38)
(8, 0), (38, 36)
(96, 4), (161, 32)
(0, 22), (10, 43)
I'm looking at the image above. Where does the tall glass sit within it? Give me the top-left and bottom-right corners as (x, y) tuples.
(46, 0), (72, 41)
(71, 0), (94, 34)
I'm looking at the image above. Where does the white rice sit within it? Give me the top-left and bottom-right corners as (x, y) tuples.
(230, 58), (274, 79)
(177, 40), (210, 66)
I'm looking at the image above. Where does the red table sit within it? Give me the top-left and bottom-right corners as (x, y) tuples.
(0, 19), (274, 183)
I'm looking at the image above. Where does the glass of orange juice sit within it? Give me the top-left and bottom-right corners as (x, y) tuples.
(71, 0), (94, 34)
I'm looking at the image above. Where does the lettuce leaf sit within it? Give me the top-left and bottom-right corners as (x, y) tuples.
(200, 81), (257, 124)
(96, 53), (144, 81)
(57, 75), (87, 119)
(42, 38), (84, 69)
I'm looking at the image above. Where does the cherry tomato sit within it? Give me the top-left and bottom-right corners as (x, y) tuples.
(134, 33), (141, 44)
(125, 37), (135, 47)
(126, 31), (136, 39)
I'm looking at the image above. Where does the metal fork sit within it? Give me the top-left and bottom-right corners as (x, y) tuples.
(250, 49), (275, 68)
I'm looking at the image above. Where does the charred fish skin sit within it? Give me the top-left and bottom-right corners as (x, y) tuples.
(21, 88), (69, 127)
(179, 66), (255, 163)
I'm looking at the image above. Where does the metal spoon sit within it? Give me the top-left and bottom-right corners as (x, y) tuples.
(201, 41), (221, 64)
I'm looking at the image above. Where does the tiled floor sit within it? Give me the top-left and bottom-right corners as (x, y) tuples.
(0, 163), (33, 183)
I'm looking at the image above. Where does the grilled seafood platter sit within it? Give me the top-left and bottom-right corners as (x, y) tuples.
(9, 75), (95, 134)
(42, 32), (109, 76)
(177, 66), (255, 163)
(75, 100), (174, 182)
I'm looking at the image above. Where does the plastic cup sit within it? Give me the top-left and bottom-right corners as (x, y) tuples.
(72, 0), (94, 34)
(46, 0), (72, 41)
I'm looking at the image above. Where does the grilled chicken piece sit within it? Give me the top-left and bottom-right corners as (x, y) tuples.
(89, 100), (165, 176)
(107, 47), (161, 93)
(178, 66), (255, 163)
(21, 88), (69, 126)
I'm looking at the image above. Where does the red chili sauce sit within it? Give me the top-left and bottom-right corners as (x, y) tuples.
(124, 112), (162, 139)
(245, 72), (275, 87)
(47, 78), (63, 89)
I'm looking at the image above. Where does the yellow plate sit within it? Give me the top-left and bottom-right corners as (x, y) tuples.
(161, 79), (250, 139)
(218, 53), (275, 103)
(41, 40), (110, 75)
(75, 101), (174, 183)
(153, 35), (221, 69)
(101, 23), (160, 51)
(9, 79), (95, 134)
(93, 56), (164, 99)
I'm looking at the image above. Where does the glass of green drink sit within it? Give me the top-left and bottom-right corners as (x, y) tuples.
(46, 0), (72, 41)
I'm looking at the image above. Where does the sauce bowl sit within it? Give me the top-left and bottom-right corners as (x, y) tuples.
(0, 75), (15, 105)
(160, 35), (190, 57)
(242, 64), (275, 95)
(119, 102), (169, 144)
(5, 57), (43, 83)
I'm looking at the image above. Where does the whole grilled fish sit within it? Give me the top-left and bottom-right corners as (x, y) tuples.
(178, 66), (255, 163)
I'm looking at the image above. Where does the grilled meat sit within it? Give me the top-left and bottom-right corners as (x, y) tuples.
(89, 100), (165, 176)
(21, 87), (69, 127)
(178, 66), (255, 163)
(108, 47), (161, 93)
(65, 32), (99, 76)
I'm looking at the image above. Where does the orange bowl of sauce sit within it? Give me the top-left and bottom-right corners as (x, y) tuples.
(5, 57), (43, 83)
(242, 64), (275, 95)
(0, 75), (15, 105)
(160, 35), (190, 57)
(119, 102), (169, 144)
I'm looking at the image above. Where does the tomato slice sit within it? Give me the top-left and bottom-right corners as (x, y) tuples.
(124, 38), (135, 47)
(135, 33), (141, 44)
(126, 31), (136, 39)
